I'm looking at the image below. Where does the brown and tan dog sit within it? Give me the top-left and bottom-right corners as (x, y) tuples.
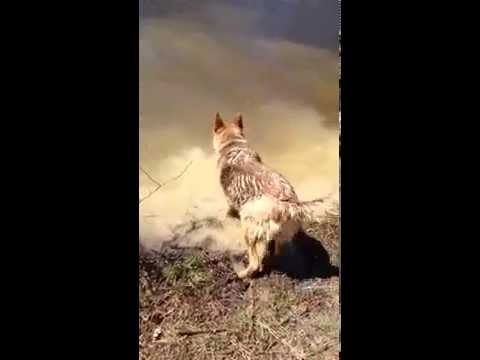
(213, 112), (337, 279)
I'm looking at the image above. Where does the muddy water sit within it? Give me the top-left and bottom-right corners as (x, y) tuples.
(139, 0), (340, 251)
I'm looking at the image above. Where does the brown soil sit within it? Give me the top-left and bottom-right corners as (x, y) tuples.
(140, 215), (339, 360)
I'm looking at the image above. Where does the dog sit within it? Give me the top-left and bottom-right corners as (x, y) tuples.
(213, 112), (337, 279)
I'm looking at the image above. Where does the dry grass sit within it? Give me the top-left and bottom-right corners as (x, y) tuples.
(140, 215), (339, 360)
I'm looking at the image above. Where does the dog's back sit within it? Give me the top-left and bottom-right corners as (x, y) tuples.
(219, 149), (299, 210)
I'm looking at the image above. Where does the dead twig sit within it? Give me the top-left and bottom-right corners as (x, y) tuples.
(177, 328), (227, 337)
(230, 336), (253, 360)
(139, 160), (193, 204)
(248, 283), (256, 340)
(256, 319), (306, 360)
(263, 340), (278, 352)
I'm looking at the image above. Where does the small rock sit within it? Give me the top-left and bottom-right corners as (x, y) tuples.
(152, 327), (162, 341)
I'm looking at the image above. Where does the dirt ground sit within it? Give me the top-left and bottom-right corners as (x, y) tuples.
(139, 215), (339, 360)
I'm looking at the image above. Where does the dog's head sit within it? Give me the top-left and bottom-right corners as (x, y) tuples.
(212, 112), (245, 153)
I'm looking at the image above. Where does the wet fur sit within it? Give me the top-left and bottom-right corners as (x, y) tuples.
(213, 113), (334, 279)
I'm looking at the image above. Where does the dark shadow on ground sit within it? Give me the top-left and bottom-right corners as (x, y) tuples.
(268, 230), (339, 280)
(141, 214), (338, 281)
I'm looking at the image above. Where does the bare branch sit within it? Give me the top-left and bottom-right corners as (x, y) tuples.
(139, 160), (193, 205)
(140, 166), (162, 187)
(176, 328), (226, 337)
(256, 319), (306, 360)
(159, 160), (193, 187)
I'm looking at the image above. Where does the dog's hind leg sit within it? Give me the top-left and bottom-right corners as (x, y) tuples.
(255, 239), (268, 273)
(237, 235), (270, 279)
(237, 231), (266, 279)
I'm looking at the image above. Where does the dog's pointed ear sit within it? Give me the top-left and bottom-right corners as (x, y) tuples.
(214, 112), (224, 132)
(233, 113), (243, 130)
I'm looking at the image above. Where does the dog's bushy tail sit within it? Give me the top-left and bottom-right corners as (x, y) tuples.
(284, 193), (339, 224)
(239, 193), (339, 227)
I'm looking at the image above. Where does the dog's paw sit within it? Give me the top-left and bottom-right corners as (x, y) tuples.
(236, 268), (249, 279)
